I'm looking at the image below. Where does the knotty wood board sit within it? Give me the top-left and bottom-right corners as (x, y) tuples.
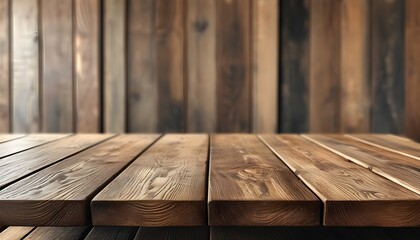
(92, 134), (208, 226)
(209, 134), (320, 226)
(0, 134), (159, 226)
(261, 135), (420, 226)
(305, 134), (420, 195)
(0, 227), (34, 240)
(0, 134), (24, 143)
(24, 227), (87, 240)
(85, 227), (139, 240)
(0, 134), (113, 189)
(0, 0), (9, 133)
(0, 134), (67, 158)
(134, 227), (209, 240)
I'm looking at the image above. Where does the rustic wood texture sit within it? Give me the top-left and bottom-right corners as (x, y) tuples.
(41, 0), (73, 133)
(0, 134), (67, 158)
(261, 135), (420, 226)
(85, 227), (139, 240)
(12, 0), (39, 133)
(0, 227), (33, 240)
(0, 134), (24, 143)
(92, 134), (208, 226)
(75, 0), (101, 132)
(305, 134), (420, 195)
(0, 135), (159, 226)
(24, 227), (87, 240)
(0, 0), (9, 133)
(216, 0), (251, 133)
(209, 134), (320, 226)
(134, 227), (209, 240)
(104, 0), (126, 133)
(187, 0), (216, 132)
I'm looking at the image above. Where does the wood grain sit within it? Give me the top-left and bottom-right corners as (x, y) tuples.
(0, 134), (24, 143)
(209, 134), (320, 226)
(134, 227), (209, 240)
(0, 134), (159, 226)
(216, 0), (251, 132)
(187, 0), (216, 132)
(305, 134), (420, 195)
(0, 134), (67, 158)
(261, 135), (420, 226)
(104, 0), (126, 133)
(0, 227), (34, 240)
(41, 0), (73, 133)
(75, 0), (101, 132)
(24, 227), (87, 240)
(85, 227), (139, 240)
(92, 134), (208, 226)
(12, 0), (39, 133)
(0, 0), (9, 133)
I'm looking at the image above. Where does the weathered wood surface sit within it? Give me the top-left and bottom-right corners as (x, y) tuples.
(0, 0), (9, 133)
(0, 227), (34, 240)
(0, 134), (24, 143)
(0, 134), (67, 158)
(85, 227), (139, 240)
(92, 134), (208, 226)
(24, 227), (87, 240)
(209, 134), (320, 226)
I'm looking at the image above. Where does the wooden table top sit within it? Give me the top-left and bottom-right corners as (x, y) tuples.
(0, 134), (418, 227)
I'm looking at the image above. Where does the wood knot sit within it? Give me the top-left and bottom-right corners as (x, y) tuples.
(194, 20), (208, 32)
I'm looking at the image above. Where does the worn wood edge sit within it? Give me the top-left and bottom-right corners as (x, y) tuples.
(0, 134), (26, 144)
(0, 226), (34, 239)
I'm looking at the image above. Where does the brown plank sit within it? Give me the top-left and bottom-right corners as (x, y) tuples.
(216, 0), (251, 132)
(305, 134), (420, 195)
(127, 0), (157, 132)
(340, 0), (370, 132)
(85, 227), (139, 240)
(41, 0), (73, 133)
(104, 0), (126, 133)
(134, 227), (209, 240)
(0, 227), (33, 240)
(187, 0), (216, 132)
(75, 0), (101, 132)
(0, 134), (67, 158)
(405, 0), (420, 141)
(0, 134), (159, 226)
(252, 0), (278, 133)
(261, 135), (420, 226)
(0, 134), (113, 189)
(24, 227), (87, 240)
(92, 134), (208, 226)
(0, 0), (9, 133)
(0, 134), (24, 143)
(309, 0), (340, 132)
(209, 134), (320, 226)
(12, 0), (39, 133)
(156, 0), (185, 132)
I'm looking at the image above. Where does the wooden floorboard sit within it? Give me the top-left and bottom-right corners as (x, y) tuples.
(23, 227), (88, 240)
(0, 134), (24, 143)
(85, 227), (139, 240)
(134, 227), (209, 240)
(0, 227), (34, 240)
(0, 135), (159, 226)
(92, 134), (208, 226)
(261, 135), (420, 226)
(208, 134), (320, 226)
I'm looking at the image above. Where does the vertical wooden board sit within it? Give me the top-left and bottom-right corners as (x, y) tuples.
(156, 0), (185, 132)
(127, 0), (157, 132)
(340, 0), (370, 132)
(41, 0), (73, 133)
(309, 0), (341, 133)
(252, 0), (278, 133)
(216, 0), (251, 133)
(0, 0), (9, 133)
(104, 0), (126, 133)
(371, 0), (404, 133)
(405, 0), (420, 141)
(187, 0), (216, 132)
(75, 0), (101, 132)
(12, 0), (39, 133)
(280, 0), (309, 133)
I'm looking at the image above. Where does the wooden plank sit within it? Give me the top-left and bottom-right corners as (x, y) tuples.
(209, 134), (320, 226)
(0, 134), (113, 189)
(252, 0), (278, 133)
(309, 0), (341, 132)
(0, 227), (33, 240)
(280, 0), (309, 133)
(134, 227), (209, 240)
(216, 0), (251, 132)
(24, 227), (87, 240)
(85, 227), (139, 240)
(127, 0), (157, 132)
(187, 0), (216, 132)
(41, 0), (73, 133)
(0, 134), (159, 226)
(340, 0), (370, 132)
(405, 0), (420, 141)
(156, 0), (185, 132)
(261, 135), (420, 226)
(104, 0), (126, 133)
(0, 134), (67, 158)
(0, 134), (24, 143)
(0, 0), (9, 133)
(305, 134), (420, 195)
(12, 0), (39, 133)
(92, 134), (208, 226)
(75, 0), (101, 132)
(371, 0), (404, 133)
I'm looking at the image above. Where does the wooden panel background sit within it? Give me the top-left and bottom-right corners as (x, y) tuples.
(0, 0), (418, 140)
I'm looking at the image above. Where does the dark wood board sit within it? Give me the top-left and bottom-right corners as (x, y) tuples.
(0, 0), (9, 133)
(0, 227), (34, 240)
(85, 227), (139, 240)
(24, 227), (87, 240)
(0, 134), (67, 158)
(134, 227), (209, 240)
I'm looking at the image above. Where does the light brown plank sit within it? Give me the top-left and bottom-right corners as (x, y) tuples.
(85, 227), (139, 240)
(0, 0), (9, 133)
(0, 134), (159, 226)
(104, 0), (126, 133)
(261, 135), (420, 226)
(0, 227), (33, 240)
(12, 0), (39, 133)
(305, 134), (420, 195)
(209, 134), (320, 226)
(187, 0), (216, 132)
(0, 134), (67, 158)
(0, 134), (24, 143)
(92, 134), (208, 226)
(75, 0), (101, 132)
(134, 227), (209, 240)
(24, 227), (87, 240)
